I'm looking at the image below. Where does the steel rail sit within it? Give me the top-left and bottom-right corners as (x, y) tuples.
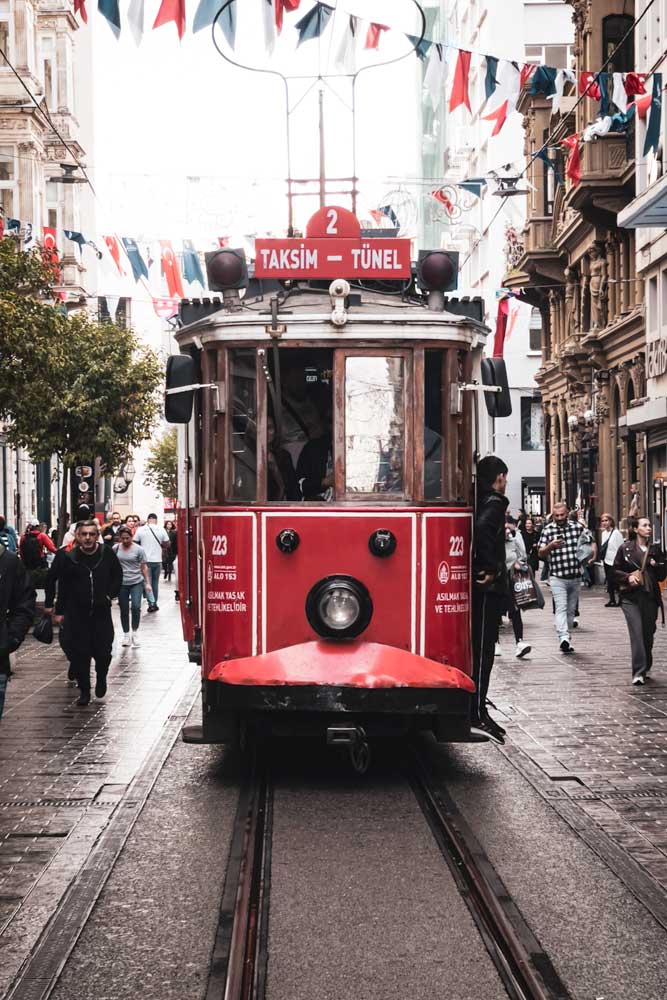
(206, 750), (273, 1000)
(407, 750), (573, 1000)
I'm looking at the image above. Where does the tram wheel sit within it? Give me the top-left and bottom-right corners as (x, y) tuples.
(349, 729), (371, 775)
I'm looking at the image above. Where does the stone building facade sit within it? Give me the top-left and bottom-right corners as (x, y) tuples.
(0, 1), (92, 529)
(506, 0), (645, 521)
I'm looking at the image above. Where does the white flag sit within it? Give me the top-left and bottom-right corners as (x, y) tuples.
(612, 72), (627, 112)
(128, 0), (144, 46)
(424, 44), (449, 112)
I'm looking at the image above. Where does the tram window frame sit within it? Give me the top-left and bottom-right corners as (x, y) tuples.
(226, 347), (260, 503)
(334, 349), (413, 502)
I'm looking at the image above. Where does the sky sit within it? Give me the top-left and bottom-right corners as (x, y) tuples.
(90, 0), (428, 242)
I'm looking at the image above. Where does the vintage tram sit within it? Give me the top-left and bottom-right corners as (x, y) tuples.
(165, 208), (508, 765)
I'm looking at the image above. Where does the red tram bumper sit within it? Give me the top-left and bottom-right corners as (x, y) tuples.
(189, 641), (476, 744)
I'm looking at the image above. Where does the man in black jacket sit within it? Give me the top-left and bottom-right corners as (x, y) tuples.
(471, 455), (510, 743)
(0, 543), (36, 721)
(45, 520), (122, 706)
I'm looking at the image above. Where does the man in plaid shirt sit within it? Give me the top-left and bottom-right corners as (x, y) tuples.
(539, 501), (584, 653)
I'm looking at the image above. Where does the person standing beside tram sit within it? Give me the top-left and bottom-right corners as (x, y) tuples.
(471, 455), (510, 744)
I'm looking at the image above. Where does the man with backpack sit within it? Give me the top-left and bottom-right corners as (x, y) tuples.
(19, 519), (57, 571)
(0, 515), (18, 554)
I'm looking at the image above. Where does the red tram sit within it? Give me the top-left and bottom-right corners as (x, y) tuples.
(165, 209), (509, 766)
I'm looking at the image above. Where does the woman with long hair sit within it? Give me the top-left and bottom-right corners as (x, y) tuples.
(599, 513), (624, 607)
(613, 517), (666, 685)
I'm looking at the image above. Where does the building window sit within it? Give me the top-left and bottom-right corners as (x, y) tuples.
(602, 15), (634, 73)
(40, 35), (56, 108)
(99, 297), (131, 328)
(529, 310), (542, 352)
(525, 43), (573, 68)
(0, 1), (11, 61)
(0, 145), (16, 219)
(521, 397), (544, 451)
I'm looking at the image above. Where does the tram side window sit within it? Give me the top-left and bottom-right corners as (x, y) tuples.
(424, 351), (444, 499)
(230, 349), (257, 501)
(345, 356), (405, 494)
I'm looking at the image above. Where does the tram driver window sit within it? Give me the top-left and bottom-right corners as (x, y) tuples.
(424, 351), (445, 499)
(344, 356), (405, 494)
(230, 349), (258, 500)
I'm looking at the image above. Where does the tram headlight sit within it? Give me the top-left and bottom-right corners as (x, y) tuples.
(306, 576), (373, 639)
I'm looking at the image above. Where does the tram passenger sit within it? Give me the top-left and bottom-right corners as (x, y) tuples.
(471, 455), (510, 743)
(296, 424), (333, 500)
(267, 417), (299, 501)
(280, 364), (324, 466)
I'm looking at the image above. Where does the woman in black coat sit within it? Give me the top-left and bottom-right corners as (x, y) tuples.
(613, 517), (666, 686)
(520, 516), (541, 573)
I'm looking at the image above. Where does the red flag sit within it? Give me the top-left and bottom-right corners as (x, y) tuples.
(493, 297), (509, 358)
(0, 216), (4, 239)
(365, 22), (390, 50)
(275, 0), (301, 34)
(217, 236), (229, 247)
(42, 227), (60, 278)
(104, 235), (126, 276)
(579, 71), (601, 100)
(633, 91), (653, 119)
(153, 0), (186, 40)
(369, 210), (383, 225)
(74, 0), (88, 22)
(160, 240), (184, 298)
(449, 49), (472, 113)
(561, 134), (581, 187)
(431, 188), (454, 213)
(520, 63), (536, 89)
(482, 100), (509, 136)
(153, 297), (180, 319)
(624, 72), (647, 96)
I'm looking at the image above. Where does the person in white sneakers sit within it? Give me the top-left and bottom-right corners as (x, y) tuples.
(113, 526), (153, 647)
(496, 522), (531, 659)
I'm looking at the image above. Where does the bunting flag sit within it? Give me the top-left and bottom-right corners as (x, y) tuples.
(104, 295), (120, 321)
(378, 205), (398, 226)
(194, 0), (235, 40)
(457, 178), (487, 198)
(275, 0), (301, 34)
(624, 72), (647, 96)
(431, 188), (455, 212)
(295, 3), (333, 46)
(334, 13), (358, 71)
(64, 230), (88, 251)
(547, 69), (575, 115)
(561, 134), (581, 187)
(482, 100), (509, 136)
(369, 210), (383, 225)
(104, 235), (126, 276)
(534, 149), (563, 186)
(493, 296), (510, 358)
(5, 218), (20, 236)
(519, 63), (536, 89)
(423, 44), (448, 111)
(263, 0), (276, 54)
(406, 33), (432, 62)
(365, 22), (389, 50)
(74, 0), (88, 23)
(484, 55), (499, 101)
(634, 90), (652, 118)
(98, 0), (121, 38)
(218, 236), (230, 246)
(153, 0), (186, 40)
(531, 66), (557, 98)
(122, 237), (149, 282)
(160, 240), (184, 298)
(598, 72), (610, 117)
(449, 49), (472, 113)
(612, 72), (627, 112)
(153, 297), (180, 319)
(643, 74), (663, 156)
(182, 240), (205, 286)
(128, 0), (144, 44)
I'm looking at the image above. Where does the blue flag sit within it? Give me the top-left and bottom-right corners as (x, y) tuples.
(644, 74), (663, 157)
(182, 240), (205, 287)
(194, 0), (235, 43)
(530, 66), (557, 98)
(457, 178), (487, 199)
(295, 3), (333, 46)
(484, 56), (499, 101)
(406, 34), (432, 61)
(122, 237), (149, 282)
(379, 205), (399, 227)
(5, 218), (21, 235)
(534, 149), (563, 187)
(64, 230), (87, 250)
(98, 0), (121, 38)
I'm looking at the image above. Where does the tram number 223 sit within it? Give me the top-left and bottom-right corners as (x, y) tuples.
(211, 534), (228, 557)
(449, 535), (465, 557)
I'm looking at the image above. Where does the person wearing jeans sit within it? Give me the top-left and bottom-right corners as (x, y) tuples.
(134, 514), (170, 612)
(113, 528), (152, 647)
(538, 502), (583, 654)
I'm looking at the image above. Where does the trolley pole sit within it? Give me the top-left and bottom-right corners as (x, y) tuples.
(318, 87), (326, 209)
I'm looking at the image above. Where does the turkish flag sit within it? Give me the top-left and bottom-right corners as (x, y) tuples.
(104, 235), (126, 276)
(275, 0), (301, 34)
(160, 240), (184, 299)
(365, 22), (390, 50)
(153, 0), (186, 40)
(561, 134), (581, 187)
(74, 0), (88, 23)
(624, 72), (647, 97)
(153, 297), (180, 319)
(42, 226), (60, 277)
(579, 71), (601, 100)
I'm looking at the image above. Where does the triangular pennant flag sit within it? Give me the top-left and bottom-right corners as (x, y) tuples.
(263, 0), (276, 54)
(105, 295), (121, 322)
(365, 22), (389, 50)
(275, 0), (301, 34)
(423, 43), (448, 111)
(534, 149), (563, 186)
(160, 240), (184, 298)
(295, 3), (333, 46)
(643, 74), (662, 156)
(334, 14), (358, 72)
(98, 0), (121, 38)
(520, 63), (536, 89)
(74, 0), (88, 23)
(612, 72), (627, 112)
(122, 237), (149, 282)
(547, 69), (575, 115)
(104, 235), (126, 276)
(449, 49), (472, 113)
(406, 33), (432, 61)
(530, 66), (557, 98)
(379, 205), (398, 226)
(153, 0), (186, 40)
(561, 134), (581, 187)
(457, 178), (487, 198)
(598, 72), (611, 117)
(218, 236), (230, 247)
(127, 0), (144, 44)
(484, 56), (499, 101)
(182, 240), (205, 287)
(633, 90), (652, 118)
(194, 0), (235, 40)
(482, 100), (509, 136)
(64, 230), (87, 250)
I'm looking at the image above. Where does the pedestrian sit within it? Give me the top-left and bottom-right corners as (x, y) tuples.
(45, 520), (122, 706)
(538, 501), (583, 654)
(134, 514), (170, 611)
(520, 516), (541, 573)
(45, 522), (83, 683)
(599, 513), (624, 607)
(113, 526), (153, 646)
(163, 520), (177, 581)
(108, 511), (123, 539)
(0, 515), (18, 554)
(614, 517), (666, 685)
(471, 455), (510, 743)
(19, 518), (57, 570)
(497, 524), (531, 659)
(0, 539), (36, 722)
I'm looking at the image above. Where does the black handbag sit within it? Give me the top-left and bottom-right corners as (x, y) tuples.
(33, 613), (53, 644)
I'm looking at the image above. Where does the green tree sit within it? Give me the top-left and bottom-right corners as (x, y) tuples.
(143, 427), (178, 501)
(0, 238), (164, 539)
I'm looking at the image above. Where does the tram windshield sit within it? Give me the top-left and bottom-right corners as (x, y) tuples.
(345, 356), (405, 494)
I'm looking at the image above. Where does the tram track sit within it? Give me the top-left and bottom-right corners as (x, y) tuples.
(207, 740), (573, 1000)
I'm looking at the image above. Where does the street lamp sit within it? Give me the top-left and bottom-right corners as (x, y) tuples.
(113, 459), (136, 495)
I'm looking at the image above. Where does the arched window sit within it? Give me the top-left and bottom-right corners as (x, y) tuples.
(603, 15), (634, 73)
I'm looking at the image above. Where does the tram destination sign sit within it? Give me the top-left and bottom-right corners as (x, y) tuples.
(255, 206), (411, 281)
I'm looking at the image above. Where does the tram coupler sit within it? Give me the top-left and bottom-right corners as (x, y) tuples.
(327, 724), (360, 745)
(327, 724), (371, 774)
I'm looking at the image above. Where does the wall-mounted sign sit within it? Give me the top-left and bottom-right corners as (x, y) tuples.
(647, 335), (667, 380)
(75, 465), (93, 478)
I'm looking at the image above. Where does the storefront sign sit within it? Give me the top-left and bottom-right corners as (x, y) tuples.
(647, 335), (667, 380)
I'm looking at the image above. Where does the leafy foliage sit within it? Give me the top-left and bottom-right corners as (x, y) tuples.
(143, 427), (178, 500)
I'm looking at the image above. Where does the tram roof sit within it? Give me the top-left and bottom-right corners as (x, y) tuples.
(174, 286), (489, 349)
